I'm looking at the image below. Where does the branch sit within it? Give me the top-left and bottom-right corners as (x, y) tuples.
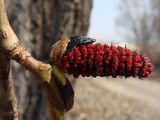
(10, 45), (52, 82)
(0, 1), (18, 119)
(0, 0), (66, 120)
(0, 52), (18, 120)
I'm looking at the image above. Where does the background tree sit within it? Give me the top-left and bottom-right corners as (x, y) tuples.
(117, 0), (160, 67)
(117, 0), (153, 49)
(151, 0), (160, 42)
(6, 0), (92, 119)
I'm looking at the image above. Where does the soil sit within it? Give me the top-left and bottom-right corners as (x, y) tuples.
(67, 76), (160, 120)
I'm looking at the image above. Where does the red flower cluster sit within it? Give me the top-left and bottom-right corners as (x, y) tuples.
(59, 43), (153, 78)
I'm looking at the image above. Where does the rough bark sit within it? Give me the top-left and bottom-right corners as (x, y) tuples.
(6, 0), (92, 119)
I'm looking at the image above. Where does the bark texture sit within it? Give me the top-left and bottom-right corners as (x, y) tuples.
(6, 0), (92, 119)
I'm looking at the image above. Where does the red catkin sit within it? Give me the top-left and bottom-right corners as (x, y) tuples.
(59, 43), (153, 78)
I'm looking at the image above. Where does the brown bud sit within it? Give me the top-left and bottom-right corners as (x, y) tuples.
(50, 38), (70, 63)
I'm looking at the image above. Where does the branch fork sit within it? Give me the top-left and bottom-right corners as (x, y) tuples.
(0, 0), (66, 120)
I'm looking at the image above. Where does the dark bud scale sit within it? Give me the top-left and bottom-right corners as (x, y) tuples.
(67, 36), (96, 50)
(59, 42), (153, 78)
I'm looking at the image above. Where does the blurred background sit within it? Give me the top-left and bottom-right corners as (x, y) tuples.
(6, 0), (160, 119)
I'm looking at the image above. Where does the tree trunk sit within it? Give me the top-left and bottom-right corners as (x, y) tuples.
(6, 0), (92, 119)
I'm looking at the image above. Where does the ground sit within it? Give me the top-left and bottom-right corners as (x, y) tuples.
(68, 76), (160, 120)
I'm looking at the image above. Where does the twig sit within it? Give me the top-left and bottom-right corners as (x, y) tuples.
(0, 1), (18, 119)
(0, 52), (18, 120)
(0, 0), (66, 120)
